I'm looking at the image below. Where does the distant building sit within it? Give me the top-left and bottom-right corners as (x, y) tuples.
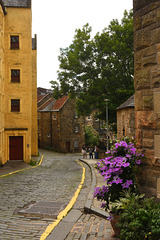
(38, 93), (85, 152)
(37, 87), (52, 96)
(116, 95), (135, 140)
(0, 0), (38, 165)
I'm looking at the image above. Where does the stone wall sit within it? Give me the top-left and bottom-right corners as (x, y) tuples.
(117, 108), (135, 140)
(38, 112), (52, 148)
(52, 99), (85, 153)
(134, 0), (160, 197)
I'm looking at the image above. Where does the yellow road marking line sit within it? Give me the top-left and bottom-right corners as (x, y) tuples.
(0, 155), (44, 178)
(40, 160), (85, 240)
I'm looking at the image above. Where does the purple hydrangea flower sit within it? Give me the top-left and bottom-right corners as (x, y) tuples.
(107, 215), (114, 221)
(100, 203), (107, 209)
(136, 160), (141, 165)
(122, 180), (133, 188)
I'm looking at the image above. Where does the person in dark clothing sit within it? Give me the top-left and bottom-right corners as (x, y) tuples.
(88, 147), (93, 159)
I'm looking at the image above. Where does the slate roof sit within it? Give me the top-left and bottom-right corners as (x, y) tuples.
(37, 95), (45, 102)
(39, 98), (56, 111)
(116, 95), (135, 110)
(2, 0), (31, 7)
(52, 96), (68, 111)
(37, 93), (53, 110)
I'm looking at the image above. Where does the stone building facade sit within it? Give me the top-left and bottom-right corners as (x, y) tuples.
(38, 94), (85, 153)
(117, 95), (135, 140)
(134, 0), (160, 197)
(0, 0), (38, 165)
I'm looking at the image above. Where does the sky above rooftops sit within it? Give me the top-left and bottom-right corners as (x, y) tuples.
(32, 0), (133, 89)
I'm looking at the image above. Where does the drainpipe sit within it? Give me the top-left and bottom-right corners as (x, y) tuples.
(50, 112), (52, 148)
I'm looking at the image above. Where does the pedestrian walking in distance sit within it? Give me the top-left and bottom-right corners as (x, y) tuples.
(89, 147), (93, 159)
(82, 144), (87, 158)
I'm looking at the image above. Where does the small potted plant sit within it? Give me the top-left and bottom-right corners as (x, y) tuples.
(93, 138), (144, 236)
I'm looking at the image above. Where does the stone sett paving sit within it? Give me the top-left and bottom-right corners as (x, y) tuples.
(65, 214), (117, 240)
(0, 150), (83, 240)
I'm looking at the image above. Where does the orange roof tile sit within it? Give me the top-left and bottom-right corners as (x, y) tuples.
(52, 96), (68, 111)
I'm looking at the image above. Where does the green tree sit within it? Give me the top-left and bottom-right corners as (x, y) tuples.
(85, 126), (99, 146)
(50, 10), (134, 123)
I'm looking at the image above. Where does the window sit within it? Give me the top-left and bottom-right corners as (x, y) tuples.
(11, 70), (20, 83)
(74, 140), (79, 148)
(75, 126), (79, 133)
(10, 36), (19, 49)
(74, 111), (78, 118)
(11, 99), (20, 112)
(53, 113), (57, 120)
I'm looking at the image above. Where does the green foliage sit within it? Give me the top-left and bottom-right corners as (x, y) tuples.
(85, 126), (99, 146)
(118, 198), (160, 240)
(111, 189), (145, 214)
(50, 10), (134, 123)
(30, 159), (38, 166)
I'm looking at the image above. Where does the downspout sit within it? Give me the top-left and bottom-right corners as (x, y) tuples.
(50, 112), (52, 148)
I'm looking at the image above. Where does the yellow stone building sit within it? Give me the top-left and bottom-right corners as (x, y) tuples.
(0, 0), (38, 165)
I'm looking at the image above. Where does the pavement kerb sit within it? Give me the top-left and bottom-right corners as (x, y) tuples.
(79, 158), (109, 219)
(0, 155), (44, 178)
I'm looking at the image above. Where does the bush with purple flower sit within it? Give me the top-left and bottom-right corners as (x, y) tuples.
(93, 139), (144, 212)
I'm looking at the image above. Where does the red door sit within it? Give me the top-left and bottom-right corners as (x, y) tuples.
(9, 136), (23, 160)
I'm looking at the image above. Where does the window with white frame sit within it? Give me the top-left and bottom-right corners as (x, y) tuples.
(74, 111), (78, 118)
(53, 113), (57, 120)
(74, 126), (79, 133)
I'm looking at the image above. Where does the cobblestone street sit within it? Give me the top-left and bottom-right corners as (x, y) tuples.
(0, 150), (84, 240)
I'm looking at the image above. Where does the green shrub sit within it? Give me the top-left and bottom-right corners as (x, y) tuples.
(30, 159), (38, 166)
(118, 198), (160, 240)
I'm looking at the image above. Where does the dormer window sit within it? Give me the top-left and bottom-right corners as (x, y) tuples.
(10, 36), (19, 49)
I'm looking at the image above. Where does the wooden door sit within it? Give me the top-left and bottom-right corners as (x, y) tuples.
(66, 142), (70, 152)
(9, 136), (23, 160)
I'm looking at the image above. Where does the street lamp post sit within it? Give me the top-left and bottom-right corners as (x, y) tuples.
(104, 99), (109, 151)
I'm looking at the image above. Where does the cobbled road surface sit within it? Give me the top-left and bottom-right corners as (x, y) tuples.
(0, 149), (83, 240)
